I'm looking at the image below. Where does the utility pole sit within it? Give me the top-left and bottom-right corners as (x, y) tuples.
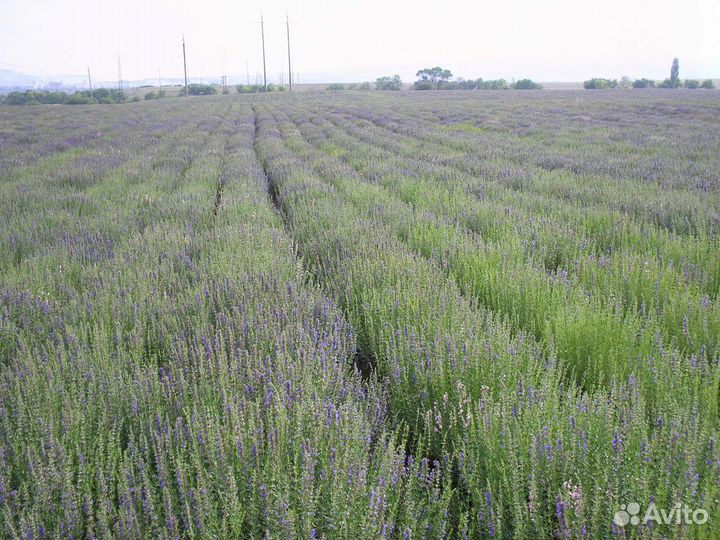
(117, 57), (124, 97)
(87, 66), (93, 100)
(221, 54), (227, 94)
(260, 15), (267, 92)
(286, 15), (292, 91)
(182, 36), (189, 96)
(246, 60), (250, 85)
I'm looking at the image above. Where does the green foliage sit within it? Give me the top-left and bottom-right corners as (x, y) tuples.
(327, 83), (346, 90)
(659, 58), (682, 88)
(701, 79), (715, 89)
(477, 78), (509, 90)
(144, 91), (157, 100)
(670, 57), (680, 85)
(684, 79), (700, 89)
(185, 83), (217, 95)
(236, 83), (284, 94)
(415, 66), (453, 89)
(375, 74), (402, 90)
(64, 93), (92, 105)
(2, 90), (69, 105)
(236, 84), (259, 93)
(415, 78), (509, 91)
(413, 80), (434, 90)
(513, 78), (543, 89)
(632, 78), (655, 88)
(583, 78), (618, 89)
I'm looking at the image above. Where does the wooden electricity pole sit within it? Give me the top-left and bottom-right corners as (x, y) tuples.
(260, 15), (267, 92)
(286, 15), (292, 91)
(117, 57), (124, 96)
(182, 36), (189, 96)
(87, 66), (93, 100)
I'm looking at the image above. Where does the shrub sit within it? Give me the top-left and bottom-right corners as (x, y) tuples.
(632, 78), (655, 88)
(131, 96), (141, 102)
(477, 78), (509, 90)
(684, 80), (700, 89)
(376, 75), (402, 91)
(3, 90), (71, 105)
(359, 82), (371, 90)
(513, 79), (542, 90)
(144, 91), (157, 100)
(584, 78), (618, 89)
(701, 79), (715, 89)
(490, 79), (509, 89)
(235, 84), (283, 93)
(185, 83), (217, 96)
(413, 80), (433, 90)
(65, 94), (92, 105)
(327, 83), (345, 91)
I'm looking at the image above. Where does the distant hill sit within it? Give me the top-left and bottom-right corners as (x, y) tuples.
(0, 68), (40, 88)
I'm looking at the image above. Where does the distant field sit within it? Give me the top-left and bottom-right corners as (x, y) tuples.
(1, 90), (719, 539)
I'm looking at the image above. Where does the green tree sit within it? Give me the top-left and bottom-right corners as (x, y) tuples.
(583, 78), (618, 89)
(375, 75), (402, 90)
(513, 79), (542, 90)
(415, 67), (453, 88)
(701, 79), (715, 89)
(632, 78), (655, 88)
(185, 83), (217, 96)
(670, 58), (680, 86)
(660, 58), (681, 88)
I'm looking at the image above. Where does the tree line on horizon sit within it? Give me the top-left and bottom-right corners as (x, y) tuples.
(3, 57), (715, 104)
(370, 59), (715, 92)
(372, 68), (542, 91)
(584, 59), (714, 89)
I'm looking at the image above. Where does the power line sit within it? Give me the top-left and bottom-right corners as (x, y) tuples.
(0, 60), (51, 74)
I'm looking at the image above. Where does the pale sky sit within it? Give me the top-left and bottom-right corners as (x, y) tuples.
(1, 0), (718, 84)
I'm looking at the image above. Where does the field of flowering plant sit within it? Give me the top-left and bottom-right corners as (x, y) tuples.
(1, 89), (719, 539)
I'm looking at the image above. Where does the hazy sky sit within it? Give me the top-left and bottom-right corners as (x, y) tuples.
(1, 0), (718, 83)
